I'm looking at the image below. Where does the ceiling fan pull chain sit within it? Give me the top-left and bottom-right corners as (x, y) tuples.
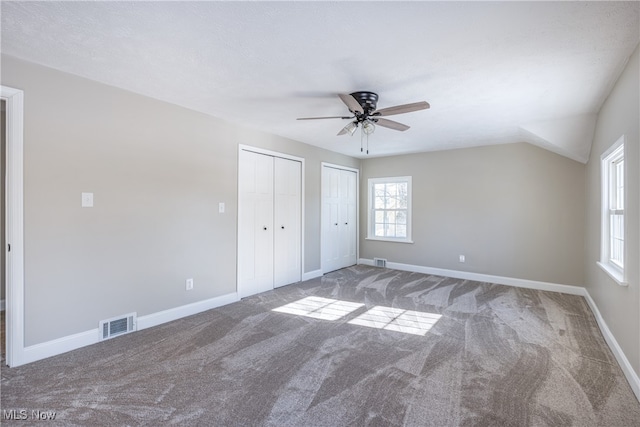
(360, 130), (364, 152)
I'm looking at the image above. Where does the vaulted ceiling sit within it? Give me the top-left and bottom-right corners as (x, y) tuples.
(2, 1), (639, 162)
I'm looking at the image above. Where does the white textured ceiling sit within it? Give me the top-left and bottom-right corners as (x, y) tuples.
(2, 1), (639, 162)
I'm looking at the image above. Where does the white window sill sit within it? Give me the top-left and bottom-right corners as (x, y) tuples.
(597, 261), (628, 286)
(366, 237), (414, 244)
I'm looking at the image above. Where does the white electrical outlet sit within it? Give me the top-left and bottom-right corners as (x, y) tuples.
(185, 278), (194, 290)
(81, 192), (94, 208)
(459, 255), (466, 263)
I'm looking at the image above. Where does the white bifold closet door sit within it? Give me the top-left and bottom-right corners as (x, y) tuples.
(238, 150), (301, 298)
(273, 157), (302, 288)
(322, 166), (357, 273)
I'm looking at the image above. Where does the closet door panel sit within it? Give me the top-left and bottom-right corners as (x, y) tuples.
(342, 169), (358, 267)
(274, 158), (301, 288)
(238, 150), (274, 298)
(322, 167), (341, 273)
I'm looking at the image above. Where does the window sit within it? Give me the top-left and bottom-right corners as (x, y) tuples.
(367, 176), (412, 243)
(598, 137), (626, 285)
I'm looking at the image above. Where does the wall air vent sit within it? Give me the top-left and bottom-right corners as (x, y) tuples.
(373, 258), (387, 268)
(99, 312), (137, 341)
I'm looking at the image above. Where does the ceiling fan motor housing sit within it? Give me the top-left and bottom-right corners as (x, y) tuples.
(350, 91), (378, 115)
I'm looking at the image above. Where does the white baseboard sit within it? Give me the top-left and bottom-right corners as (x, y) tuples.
(358, 258), (584, 295)
(583, 289), (640, 401)
(22, 328), (99, 366)
(0, 299), (5, 311)
(137, 292), (239, 331)
(302, 269), (323, 281)
(14, 292), (238, 367)
(358, 258), (640, 402)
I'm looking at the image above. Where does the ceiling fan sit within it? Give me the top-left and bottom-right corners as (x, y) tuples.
(297, 91), (430, 141)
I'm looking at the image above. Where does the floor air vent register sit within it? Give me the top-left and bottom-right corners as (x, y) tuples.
(374, 258), (387, 268)
(99, 312), (137, 340)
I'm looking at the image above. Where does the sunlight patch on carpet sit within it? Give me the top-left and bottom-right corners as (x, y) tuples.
(348, 306), (442, 336)
(272, 296), (364, 321)
(272, 297), (441, 336)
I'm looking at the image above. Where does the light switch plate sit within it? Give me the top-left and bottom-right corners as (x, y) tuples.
(81, 192), (94, 208)
(219, 202), (225, 213)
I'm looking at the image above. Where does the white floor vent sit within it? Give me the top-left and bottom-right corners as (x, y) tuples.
(99, 312), (137, 341)
(373, 258), (387, 268)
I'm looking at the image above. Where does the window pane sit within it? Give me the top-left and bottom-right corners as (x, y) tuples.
(386, 210), (396, 224)
(616, 160), (624, 210)
(610, 214), (624, 267)
(396, 211), (407, 224)
(396, 225), (407, 237)
(375, 211), (385, 223)
(386, 193), (397, 209)
(374, 185), (385, 209)
(386, 183), (397, 198)
(386, 224), (396, 237)
(375, 224), (385, 237)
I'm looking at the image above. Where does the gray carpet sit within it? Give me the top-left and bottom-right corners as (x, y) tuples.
(2, 265), (639, 426)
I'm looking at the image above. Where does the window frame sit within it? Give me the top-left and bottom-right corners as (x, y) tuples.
(598, 136), (627, 286)
(367, 176), (413, 244)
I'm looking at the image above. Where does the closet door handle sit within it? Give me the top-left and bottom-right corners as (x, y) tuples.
(263, 226), (268, 231)
(345, 222), (348, 225)
(334, 223), (338, 226)
(281, 226), (285, 229)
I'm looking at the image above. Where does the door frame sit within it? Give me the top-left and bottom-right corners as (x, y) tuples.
(237, 145), (305, 298)
(320, 163), (360, 274)
(1, 85), (25, 367)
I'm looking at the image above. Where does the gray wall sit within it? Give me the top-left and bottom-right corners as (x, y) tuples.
(360, 143), (586, 286)
(585, 44), (639, 375)
(1, 55), (358, 346)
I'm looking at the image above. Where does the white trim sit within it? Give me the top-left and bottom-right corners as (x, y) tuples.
(22, 329), (99, 366)
(137, 292), (239, 330)
(597, 261), (628, 286)
(237, 145), (305, 298)
(1, 86), (25, 368)
(16, 292), (238, 366)
(358, 258), (584, 295)
(302, 269), (323, 281)
(320, 162), (360, 274)
(583, 289), (640, 401)
(365, 237), (414, 244)
(357, 258), (640, 402)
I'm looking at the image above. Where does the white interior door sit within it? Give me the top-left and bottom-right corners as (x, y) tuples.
(274, 157), (301, 287)
(238, 150), (274, 298)
(322, 165), (357, 273)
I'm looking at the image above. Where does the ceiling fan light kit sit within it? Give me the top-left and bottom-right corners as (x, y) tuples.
(297, 91), (430, 154)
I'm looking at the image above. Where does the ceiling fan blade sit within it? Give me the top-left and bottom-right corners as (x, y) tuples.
(374, 118), (410, 132)
(374, 101), (430, 117)
(297, 116), (352, 120)
(338, 93), (364, 114)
